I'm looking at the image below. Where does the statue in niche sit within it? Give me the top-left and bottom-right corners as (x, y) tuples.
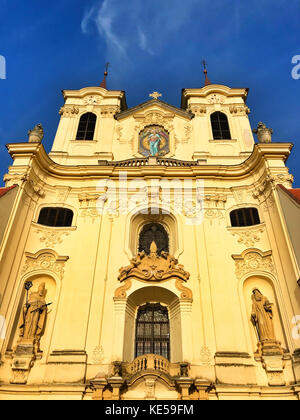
(251, 289), (276, 343)
(19, 282), (50, 347)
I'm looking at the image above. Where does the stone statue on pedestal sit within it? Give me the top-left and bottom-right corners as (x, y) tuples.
(28, 123), (44, 143)
(251, 289), (275, 342)
(252, 122), (273, 143)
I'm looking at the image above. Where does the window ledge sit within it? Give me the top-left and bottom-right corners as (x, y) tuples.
(209, 139), (237, 143)
(32, 222), (77, 231)
(227, 222), (265, 231)
(70, 140), (98, 143)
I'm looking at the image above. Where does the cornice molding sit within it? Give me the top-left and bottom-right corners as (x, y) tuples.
(5, 142), (293, 181)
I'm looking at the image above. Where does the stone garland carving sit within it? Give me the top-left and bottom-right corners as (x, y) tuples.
(3, 173), (45, 199)
(229, 105), (250, 116)
(21, 250), (69, 280)
(187, 104), (207, 116)
(100, 106), (120, 118)
(35, 227), (71, 247)
(267, 173), (294, 187)
(3, 172), (28, 185)
(231, 226), (265, 247)
(59, 106), (79, 117)
(232, 249), (276, 280)
(253, 173), (294, 200)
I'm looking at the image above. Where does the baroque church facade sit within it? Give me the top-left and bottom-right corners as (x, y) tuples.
(0, 73), (300, 400)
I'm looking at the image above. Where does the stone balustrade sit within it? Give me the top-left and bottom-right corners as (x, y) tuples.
(126, 354), (170, 375)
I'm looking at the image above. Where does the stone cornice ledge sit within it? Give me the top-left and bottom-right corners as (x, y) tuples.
(6, 142), (293, 181)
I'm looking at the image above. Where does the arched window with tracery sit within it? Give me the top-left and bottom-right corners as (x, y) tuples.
(76, 112), (97, 140)
(210, 111), (231, 140)
(138, 223), (169, 255)
(135, 303), (170, 360)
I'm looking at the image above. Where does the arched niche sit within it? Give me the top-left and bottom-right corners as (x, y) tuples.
(6, 274), (57, 358)
(242, 275), (287, 354)
(122, 286), (183, 364)
(128, 208), (180, 258)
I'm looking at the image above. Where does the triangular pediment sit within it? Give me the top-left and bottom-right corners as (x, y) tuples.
(115, 99), (193, 121)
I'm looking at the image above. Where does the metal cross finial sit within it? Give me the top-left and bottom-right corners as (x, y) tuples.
(202, 59), (211, 86)
(149, 91), (162, 100)
(104, 62), (110, 75)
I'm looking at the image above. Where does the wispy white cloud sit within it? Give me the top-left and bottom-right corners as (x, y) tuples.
(81, 0), (201, 63)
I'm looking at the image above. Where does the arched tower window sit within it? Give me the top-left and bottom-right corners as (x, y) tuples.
(211, 111), (231, 140)
(135, 303), (170, 360)
(76, 112), (97, 140)
(38, 207), (73, 227)
(138, 223), (169, 255)
(230, 207), (260, 227)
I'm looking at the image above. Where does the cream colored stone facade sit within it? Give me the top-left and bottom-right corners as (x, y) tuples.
(0, 83), (300, 400)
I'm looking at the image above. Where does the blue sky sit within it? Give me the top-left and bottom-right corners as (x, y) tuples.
(0, 0), (299, 186)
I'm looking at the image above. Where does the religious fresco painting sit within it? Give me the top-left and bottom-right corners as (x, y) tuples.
(138, 125), (170, 157)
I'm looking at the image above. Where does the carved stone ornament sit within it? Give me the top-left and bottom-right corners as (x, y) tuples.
(92, 346), (104, 364)
(118, 241), (190, 283)
(231, 226), (265, 247)
(232, 249), (276, 280)
(187, 104), (207, 116)
(200, 346), (213, 366)
(78, 192), (107, 222)
(100, 106), (120, 117)
(229, 105), (250, 116)
(207, 94), (225, 104)
(252, 122), (273, 143)
(21, 250), (69, 280)
(35, 226), (71, 247)
(3, 172), (28, 185)
(59, 106), (79, 117)
(267, 173), (294, 187)
(28, 123), (44, 143)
